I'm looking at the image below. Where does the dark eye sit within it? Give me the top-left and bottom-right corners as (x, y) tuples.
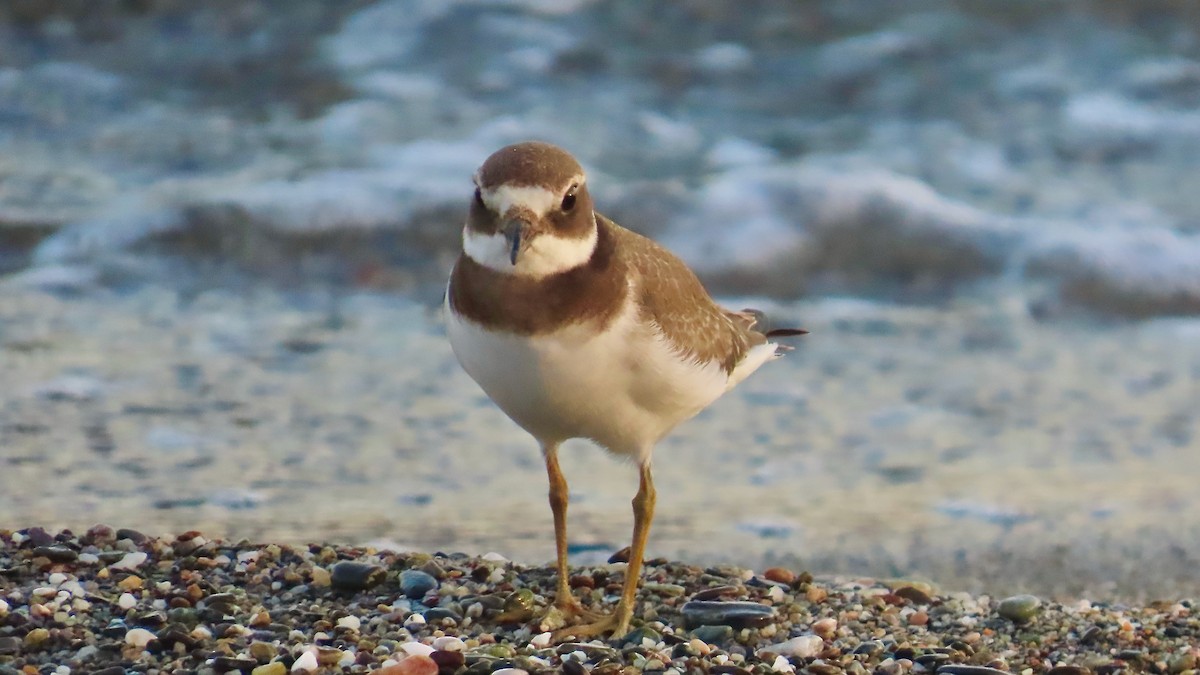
(561, 186), (577, 212)
(474, 187), (484, 207)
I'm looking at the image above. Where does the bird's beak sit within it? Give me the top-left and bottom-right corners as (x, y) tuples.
(502, 219), (525, 266)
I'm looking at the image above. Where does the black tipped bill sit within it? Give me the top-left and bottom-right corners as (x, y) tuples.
(503, 220), (524, 265)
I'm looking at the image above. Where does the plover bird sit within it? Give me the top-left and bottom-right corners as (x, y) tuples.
(445, 141), (804, 638)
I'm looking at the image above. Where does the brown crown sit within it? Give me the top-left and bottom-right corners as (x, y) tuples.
(476, 141), (584, 190)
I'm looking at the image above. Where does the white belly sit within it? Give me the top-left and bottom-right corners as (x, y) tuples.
(445, 297), (729, 460)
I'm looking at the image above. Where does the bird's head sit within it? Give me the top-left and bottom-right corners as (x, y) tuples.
(462, 141), (598, 277)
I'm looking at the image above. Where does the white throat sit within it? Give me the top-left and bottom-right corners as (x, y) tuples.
(462, 224), (598, 278)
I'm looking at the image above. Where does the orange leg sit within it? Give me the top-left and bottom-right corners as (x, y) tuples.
(553, 460), (655, 640)
(544, 443), (601, 620)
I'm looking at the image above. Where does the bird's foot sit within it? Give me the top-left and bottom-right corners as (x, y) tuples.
(537, 597), (604, 632)
(549, 608), (631, 642)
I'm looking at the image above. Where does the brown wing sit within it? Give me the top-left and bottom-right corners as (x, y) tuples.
(599, 214), (767, 373)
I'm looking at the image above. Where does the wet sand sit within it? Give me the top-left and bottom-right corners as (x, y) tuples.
(2, 282), (1199, 601)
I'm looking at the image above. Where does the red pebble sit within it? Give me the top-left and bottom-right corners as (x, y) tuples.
(376, 654), (438, 675)
(763, 567), (797, 585)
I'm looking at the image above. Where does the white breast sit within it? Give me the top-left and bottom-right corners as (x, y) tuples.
(445, 293), (730, 462)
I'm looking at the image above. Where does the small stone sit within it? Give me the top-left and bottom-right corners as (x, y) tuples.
(211, 656), (258, 671)
(377, 654), (438, 675)
(424, 607), (461, 623)
(909, 611), (929, 626)
(812, 617), (838, 637)
(336, 615), (361, 631)
(554, 642), (619, 659)
(24, 628), (50, 648)
(252, 663), (287, 675)
(680, 601), (776, 629)
(310, 566), (331, 587)
(497, 588), (537, 622)
(806, 586), (828, 603)
(891, 584), (935, 604)
(853, 641), (884, 656)
(118, 575), (143, 591)
(431, 650), (466, 671)
(937, 666), (1013, 675)
(916, 654), (951, 669)
(118, 593), (137, 610)
(115, 528), (149, 544)
(33, 546), (79, 563)
(433, 636), (466, 652)
(997, 594), (1041, 623)
(399, 569), (439, 598)
(491, 669), (530, 675)
(690, 625), (734, 644)
(401, 642), (436, 657)
(110, 551), (148, 571)
(1169, 656), (1197, 674)
(124, 628), (157, 648)
(331, 561), (387, 591)
(529, 632), (552, 649)
(621, 626), (661, 646)
(762, 634), (823, 659)
(763, 567), (796, 585)
(248, 641), (277, 662)
(291, 650), (319, 673)
(0, 637), (20, 655)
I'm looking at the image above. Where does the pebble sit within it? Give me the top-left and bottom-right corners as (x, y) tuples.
(330, 561), (387, 590)
(117, 592), (137, 609)
(937, 667), (1012, 675)
(681, 600), (776, 629)
(997, 594), (1042, 623)
(529, 632), (552, 649)
(34, 545), (79, 563)
(401, 641), (435, 657)
(763, 567), (797, 585)
(691, 625), (735, 643)
(109, 551), (147, 570)
(813, 617), (838, 637)
(761, 634), (824, 659)
(379, 654), (438, 675)
(291, 650), (319, 673)
(399, 569), (440, 598)
(336, 614), (361, 631)
(433, 635), (466, 652)
(24, 628), (50, 647)
(124, 627), (157, 648)
(252, 664), (286, 675)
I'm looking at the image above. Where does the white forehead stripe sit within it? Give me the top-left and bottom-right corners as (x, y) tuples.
(483, 174), (585, 217)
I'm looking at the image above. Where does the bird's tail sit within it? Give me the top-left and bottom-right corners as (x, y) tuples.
(736, 308), (808, 352)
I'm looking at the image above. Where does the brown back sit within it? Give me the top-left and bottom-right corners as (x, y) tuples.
(604, 215), (766, 373)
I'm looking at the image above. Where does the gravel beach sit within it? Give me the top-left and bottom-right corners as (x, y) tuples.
(3, 526), (1198, 675)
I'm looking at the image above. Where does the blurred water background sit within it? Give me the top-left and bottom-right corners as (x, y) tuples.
(2, 1), (1200, 599)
